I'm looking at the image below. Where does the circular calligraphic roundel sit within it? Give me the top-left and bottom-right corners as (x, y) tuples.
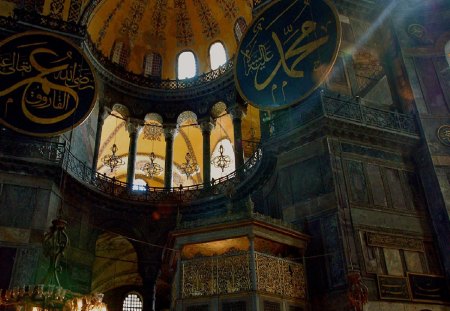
(234, 0), (341, 111)
(0, 31), (97, 136)
(437, 125), (450, 147)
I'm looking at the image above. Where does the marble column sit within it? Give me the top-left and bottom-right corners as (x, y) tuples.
(91, 105), (111, 173)
(126, 118), (143, 185)
(163, 125), (178, 189)
(228, 104), (245, 171)
(200, 119), (214, 187)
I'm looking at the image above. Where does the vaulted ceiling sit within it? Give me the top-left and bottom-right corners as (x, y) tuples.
(86, 0), (253, 78)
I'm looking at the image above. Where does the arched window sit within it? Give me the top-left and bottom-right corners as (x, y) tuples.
(143, 52), (162, 78)
(234, 17), (247, 42)
(123, 292), (143, 311)
(209, 42), (227, 70)
(177, 51), (196, 79)
(111, 41), (129, 67)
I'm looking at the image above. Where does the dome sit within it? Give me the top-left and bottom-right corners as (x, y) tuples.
(86, 0), (253, 79)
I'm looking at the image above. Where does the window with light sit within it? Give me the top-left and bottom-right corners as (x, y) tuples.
(144, 52), (162, 77)
(209, 42), (227, 70)
(177, 51), (196, 79)
(234, 17), (247, 42)
(122, 293), (143, 311)
(111, 41), (129, 67)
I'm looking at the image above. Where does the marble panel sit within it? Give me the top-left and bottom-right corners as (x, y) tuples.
(0, 226), (30, 243)
(383, 248), (404, 276)
(366, 164), (387, 207)
(404, 251), (423, 273)
(345, 160), (369, 204)
(384, 168), (407, 210)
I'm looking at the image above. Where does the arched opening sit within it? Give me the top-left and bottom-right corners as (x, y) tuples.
(123, 292), (143, 311)
(234, 17), (247, 42)
(97, 110), (129, 180)
(111, 41), (130, 67)
(91, 232), (142, 295)
(209, 41), (227, 70)
(177, 51), (196, 79)
(143, 52), (162, 78)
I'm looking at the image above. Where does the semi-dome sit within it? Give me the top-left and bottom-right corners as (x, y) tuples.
(86, 0), (253, 79)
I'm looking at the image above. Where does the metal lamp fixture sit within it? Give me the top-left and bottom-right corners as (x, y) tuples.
(142, 152), (163, 179)
(211, 144), (231, 172)
(102, 143), (125, 172)
(0, 217), (107, 311)
(180, 152), (199, 178)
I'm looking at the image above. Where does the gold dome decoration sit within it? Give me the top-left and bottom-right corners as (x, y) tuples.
(87, 0), (253, 79)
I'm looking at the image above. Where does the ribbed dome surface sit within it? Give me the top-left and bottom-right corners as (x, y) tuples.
(87, 0), (253, 79)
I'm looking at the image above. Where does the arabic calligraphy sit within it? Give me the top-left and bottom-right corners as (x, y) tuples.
(235, 0), (340, 110)
(0, 31), (97, 136)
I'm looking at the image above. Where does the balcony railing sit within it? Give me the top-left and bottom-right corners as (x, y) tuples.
(264, 91), (419, 139)
(0, 134), (264, 203)
(0, 92), (419, 204)
(84, 36), (234, 91)
(181, 251), (306, 300)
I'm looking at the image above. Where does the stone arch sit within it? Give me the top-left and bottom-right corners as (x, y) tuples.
(112, 103), (130, 118)
(177, 111), (198, 126)
(144, 113), (163, 124)
(91, 231), (143, 294)
(211, 101), (227, 118)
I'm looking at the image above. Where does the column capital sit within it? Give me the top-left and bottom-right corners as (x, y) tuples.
(126, 118), (143, 135)
(98, 105), (111, 122)
(163, 124), (178, 140)
(227, 104), (246, 120)
(199, 119), (215, 134)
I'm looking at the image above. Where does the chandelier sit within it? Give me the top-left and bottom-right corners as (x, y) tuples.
(102, 144), (124, 172)
(141, 152), (163, 178)
(0, 217), (107, 311)
(180, 152), (199, 178)
(211, 144), (231, 172)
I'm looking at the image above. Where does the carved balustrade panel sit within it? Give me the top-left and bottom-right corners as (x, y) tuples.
(255, 253), (306, 299)
(280, 260), (306, 299)
(255, 253), (284, 295)
(217, 253), (251, 294)
(182, 253), (251, 298)
(182, 257), (216, 298)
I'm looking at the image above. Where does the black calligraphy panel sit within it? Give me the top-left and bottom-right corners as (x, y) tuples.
(0, 31), (97, 136)
(235, 0), (340, 111)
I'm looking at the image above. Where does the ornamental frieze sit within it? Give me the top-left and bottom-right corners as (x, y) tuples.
(366, 232), (423, 251)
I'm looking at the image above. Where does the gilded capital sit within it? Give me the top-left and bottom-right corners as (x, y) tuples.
(199, 119), (215, 134)
(227, 104), (246, 121)
(163, 125), (178, 140)
(126, 118), (143, 135)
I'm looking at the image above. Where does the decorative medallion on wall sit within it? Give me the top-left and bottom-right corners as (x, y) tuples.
(0, 31), (97, 136)
(437, 125), (450, 146)
(235, 0), (341, 111)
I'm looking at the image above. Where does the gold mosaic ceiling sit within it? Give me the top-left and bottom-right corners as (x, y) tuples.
(87, 0), (253, 78)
